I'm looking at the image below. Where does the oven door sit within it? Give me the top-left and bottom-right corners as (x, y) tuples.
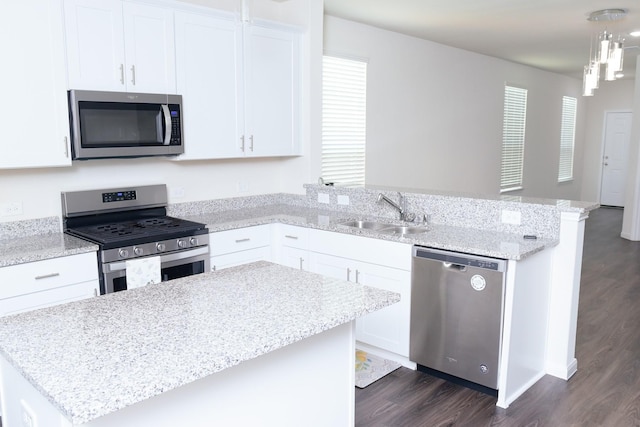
(101, 246), (210, 294)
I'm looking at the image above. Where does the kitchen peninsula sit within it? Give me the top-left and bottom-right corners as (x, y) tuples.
(0, 262), (400, 426)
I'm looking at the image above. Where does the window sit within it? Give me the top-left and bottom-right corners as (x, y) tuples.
(500, 85), (528, 192)
(321, 55), (367, 186)
(558, 96), (577, 182)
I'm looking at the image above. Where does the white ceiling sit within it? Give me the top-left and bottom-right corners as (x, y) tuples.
(323, 0), (640, 80)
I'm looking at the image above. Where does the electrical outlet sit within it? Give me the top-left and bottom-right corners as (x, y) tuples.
(237, 181), (249, 194)
(0, 201), (23, 217)
(169, 186), (185, 200)
(337, 195), (350, 205)
(501, 210), (521, 225)
(317, 193), (330, 204)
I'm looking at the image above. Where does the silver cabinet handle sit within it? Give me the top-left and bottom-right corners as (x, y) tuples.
(299, 257), (304, 270)
(240, 135), (245, 152)
(119, 64), (125, 85)
(285, 235), (299, 240)
(35, 272), (60, 280)
(212, 265), (217, 271)
(130, 65), (136, 85)
(64, 137), (69, 158)
(355, 269), (360, 284)
(249, 135), (254, 152)
(346, 268), (351, 281)
(93, 288), (98, 297)
(235, 238), (250, 243)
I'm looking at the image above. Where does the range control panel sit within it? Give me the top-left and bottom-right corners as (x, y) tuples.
(102, 191), (137, 203)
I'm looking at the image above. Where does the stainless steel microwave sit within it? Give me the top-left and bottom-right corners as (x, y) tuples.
(68, 90), (184, 160)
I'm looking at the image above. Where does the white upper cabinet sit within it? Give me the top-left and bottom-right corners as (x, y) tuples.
(174, 11), (241, 160)
(0, 0), (72, 169)
(175, 17), (302, 160)
(64, 0), (176, 94)
(122, 3), (176, 94)
(242, 24), (301, 157)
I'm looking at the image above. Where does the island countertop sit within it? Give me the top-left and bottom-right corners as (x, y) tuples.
(0, 261), (399, 424)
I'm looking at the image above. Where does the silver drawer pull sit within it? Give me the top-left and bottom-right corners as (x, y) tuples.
(284, 235), (299, 240)
(235, 238), (250, 243)
(35, 272), (60, 280)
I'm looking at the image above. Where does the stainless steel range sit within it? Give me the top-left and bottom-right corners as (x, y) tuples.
(62, 184), (209, 294)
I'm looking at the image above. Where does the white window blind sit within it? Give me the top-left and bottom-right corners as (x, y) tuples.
(558, 96), (577, 182)
(322, 55), (367, 186)
(500, 85), (528, 192)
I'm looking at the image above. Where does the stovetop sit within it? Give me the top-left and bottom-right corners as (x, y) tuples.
(66, 215), (208, 250)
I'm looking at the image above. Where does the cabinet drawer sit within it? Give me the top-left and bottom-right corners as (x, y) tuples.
(276, 224), (309, 249)
(0, 252), (98, 300)
(309, 229), (412, 270)
(0, 280), (99, 317)
(211, 247), (272, 271)
(209, 225), (271, 256)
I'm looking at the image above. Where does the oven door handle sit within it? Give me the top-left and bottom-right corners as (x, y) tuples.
(105, 246), (209, 272)
(161, 104), (172, 145)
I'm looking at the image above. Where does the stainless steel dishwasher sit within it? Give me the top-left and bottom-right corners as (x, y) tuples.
(410, 246), (506, 392)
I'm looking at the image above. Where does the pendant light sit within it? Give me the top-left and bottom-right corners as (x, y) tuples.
(582, 9), (628, 96)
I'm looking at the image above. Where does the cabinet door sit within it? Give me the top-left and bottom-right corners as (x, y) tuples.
(280, 246), (309, 271)
(123, 2), (176, 94)
(0, 0), (71, 168)
(355, 261), (411, 357)
(64, 0), (126, 91)
(308, 252), (354, 283)
(243, 24), (301, 157)
(174, 11), (242, 160)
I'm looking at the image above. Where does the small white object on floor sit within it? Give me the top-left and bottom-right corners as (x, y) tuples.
(355, 349), (401, 388)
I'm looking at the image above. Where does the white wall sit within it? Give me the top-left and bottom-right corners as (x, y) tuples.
(580, 79), (635, 203)
(323, 16), (587, 200)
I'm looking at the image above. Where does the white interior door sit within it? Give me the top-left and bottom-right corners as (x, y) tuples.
(600, 112), (633, 207)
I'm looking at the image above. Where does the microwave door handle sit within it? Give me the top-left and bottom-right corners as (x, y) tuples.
(161, 104), (171, 145)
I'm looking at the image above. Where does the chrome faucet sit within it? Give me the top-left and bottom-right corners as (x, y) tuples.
(377, 192), (408, 220)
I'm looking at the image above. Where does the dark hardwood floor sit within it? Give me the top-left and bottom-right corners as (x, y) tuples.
(355, 207), (640, 427)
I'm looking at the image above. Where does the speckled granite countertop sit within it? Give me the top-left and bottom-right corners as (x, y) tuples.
(0, 261), (399, 424)
(0, 233), (98, 268)
(183, 204), (556, 260)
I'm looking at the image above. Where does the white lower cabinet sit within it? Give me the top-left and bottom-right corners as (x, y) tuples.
(0, 252), (99, 317)
(272, 224), (309, 271)
(307, 229), (412, 357)
(215, 224), (412, 357)
(209, 225), (272, 271)
(308, 251), (411, 357)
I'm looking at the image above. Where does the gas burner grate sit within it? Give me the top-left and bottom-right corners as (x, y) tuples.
(66, 215), (208, 248)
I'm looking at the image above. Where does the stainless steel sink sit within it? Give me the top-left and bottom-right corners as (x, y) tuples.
(382, 225), (428, 235)
(339, 220), (393, 230)
(339, 220), (428, 236)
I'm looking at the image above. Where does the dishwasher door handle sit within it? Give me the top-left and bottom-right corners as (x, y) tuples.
(443, 262), (467, 272)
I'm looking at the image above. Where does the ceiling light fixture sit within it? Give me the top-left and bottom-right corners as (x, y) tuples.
(583, 9), (628, 96)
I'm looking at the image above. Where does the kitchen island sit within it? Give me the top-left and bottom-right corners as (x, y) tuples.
(0, 262), (399, 426)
